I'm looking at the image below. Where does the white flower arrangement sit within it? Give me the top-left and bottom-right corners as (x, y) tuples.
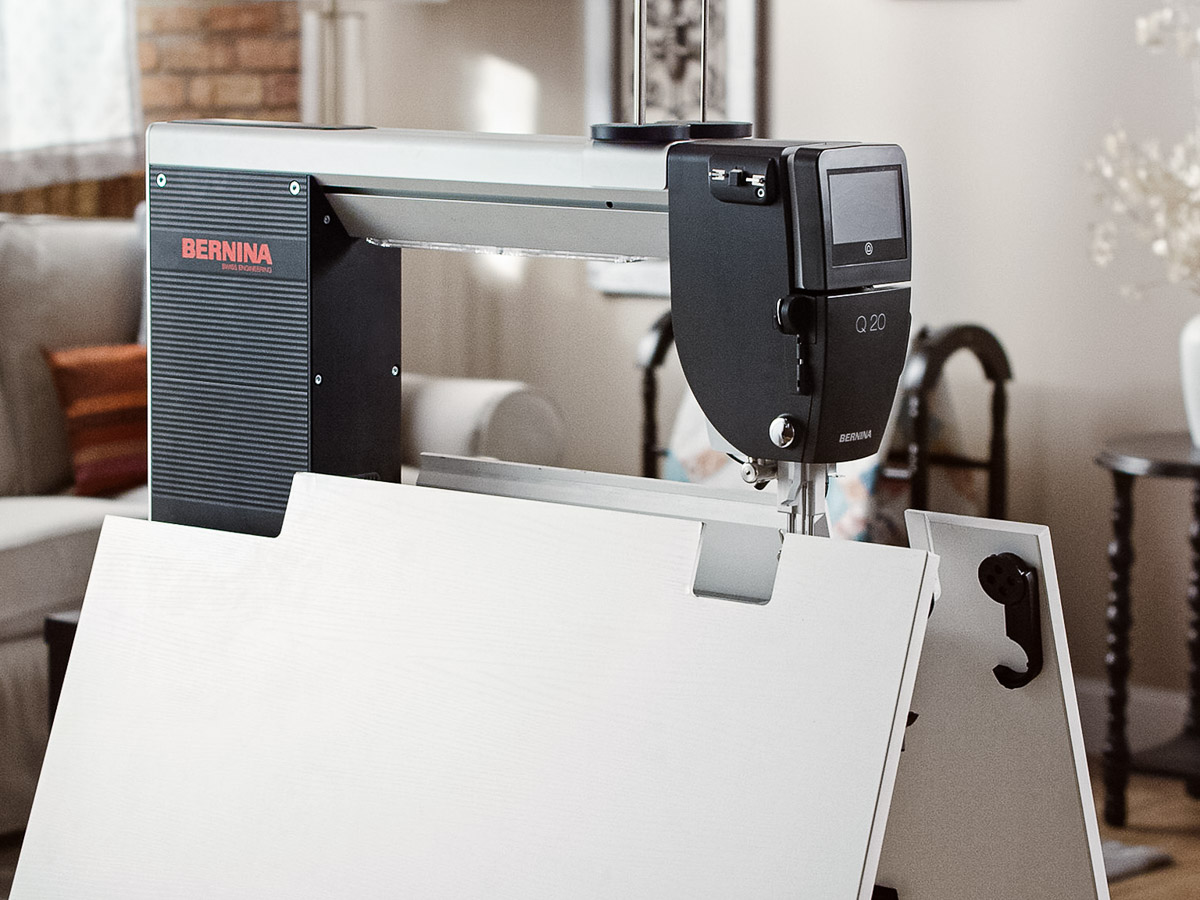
(1089, 4), (1200, 296)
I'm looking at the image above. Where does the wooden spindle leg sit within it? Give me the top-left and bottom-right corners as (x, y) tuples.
(1104, 471), (1134, 827)
(1185, 480), (1200, 797)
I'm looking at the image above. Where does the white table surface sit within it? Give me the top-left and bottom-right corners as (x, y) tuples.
(14, 474), (936, 899)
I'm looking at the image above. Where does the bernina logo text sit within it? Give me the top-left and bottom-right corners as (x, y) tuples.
(839, 430), (872, 443)
(181, 237), (273, 272)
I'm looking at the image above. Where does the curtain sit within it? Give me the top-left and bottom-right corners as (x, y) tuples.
(0, 0), (142, 193)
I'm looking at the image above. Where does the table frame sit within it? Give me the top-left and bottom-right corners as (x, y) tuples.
(1098, 434), (1200, 827)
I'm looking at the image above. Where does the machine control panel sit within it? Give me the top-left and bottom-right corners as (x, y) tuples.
(668, 139), (912, 465)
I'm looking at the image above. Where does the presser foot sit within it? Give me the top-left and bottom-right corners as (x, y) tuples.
(777, 462), (829, 536)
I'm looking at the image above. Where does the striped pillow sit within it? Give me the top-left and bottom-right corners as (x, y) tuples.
(43, 344), (147, 497)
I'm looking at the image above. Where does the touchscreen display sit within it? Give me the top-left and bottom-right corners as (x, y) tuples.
(828, 168), (904, 245)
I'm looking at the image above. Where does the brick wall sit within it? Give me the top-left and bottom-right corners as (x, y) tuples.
(139, 1), (300, 124)
(0, 177), (145, 218)
(0, 1), (300, 218)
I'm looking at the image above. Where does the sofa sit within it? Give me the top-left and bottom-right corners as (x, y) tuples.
(0, 211), (565, 835)
(0, 213), (146, 835)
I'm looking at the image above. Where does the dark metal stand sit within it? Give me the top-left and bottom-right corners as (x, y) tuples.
(637, 310), (674, 478)
(887, 324), (1012, 520)
(1103, 471), (1133, 827)
(1096, 432), (1200, 826)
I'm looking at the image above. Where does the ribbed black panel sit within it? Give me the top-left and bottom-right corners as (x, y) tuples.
(151, 272), (308, 382)
(148, 167), (309, 535)
(152, 377), (307, 512)
(149, 169), (308, 237)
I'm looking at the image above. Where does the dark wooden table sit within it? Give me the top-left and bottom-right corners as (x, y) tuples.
(1096, 432), (1200, 827)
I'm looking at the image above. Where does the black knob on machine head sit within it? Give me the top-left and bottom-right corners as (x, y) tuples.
(776, 295), (815, 339)
(591, 121), (752, 144)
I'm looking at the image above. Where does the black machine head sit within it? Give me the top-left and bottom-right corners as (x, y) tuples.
(667, 140), (912, 465)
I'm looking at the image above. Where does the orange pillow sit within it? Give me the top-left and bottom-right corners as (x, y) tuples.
(44, 344), (147, 497)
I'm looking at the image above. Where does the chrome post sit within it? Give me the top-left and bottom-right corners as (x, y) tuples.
(699, 0), (709, 121)
(633, 0), (647, 124)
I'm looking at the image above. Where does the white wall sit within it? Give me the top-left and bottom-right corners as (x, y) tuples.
(355, 0), (1198, 686)
(771, 0), (1200, 685)
(346, 0), (681, 480)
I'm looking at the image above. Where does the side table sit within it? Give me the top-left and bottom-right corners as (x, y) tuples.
(44, 609), (80, 729)
(1096, 432), (1200, 827)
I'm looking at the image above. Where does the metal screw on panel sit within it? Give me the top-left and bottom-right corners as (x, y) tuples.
(289, 180), (301, 195)
(391, 366), (399, 376)
(156, 174), (166, 187)
(769, 415), (797, 449)
(314, 374), (323, 385)
(323, 215), (331, 225)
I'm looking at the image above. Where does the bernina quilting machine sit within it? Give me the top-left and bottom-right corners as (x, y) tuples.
(133, 119), (1116, 898)
(143, 120), (912, 538)
(9, 3), (1110, 895)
